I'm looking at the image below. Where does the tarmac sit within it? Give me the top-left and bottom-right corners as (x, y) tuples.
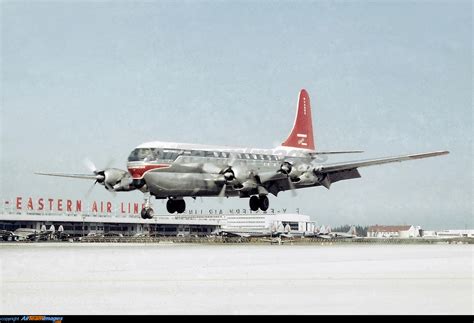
(1, 243), (472, 314)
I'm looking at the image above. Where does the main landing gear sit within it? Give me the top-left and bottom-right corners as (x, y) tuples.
(166, 199), (186, 214)
(140, 195), (186, 218)
(249, 195), (269, 212)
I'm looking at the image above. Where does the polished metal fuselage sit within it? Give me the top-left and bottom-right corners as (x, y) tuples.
(127, 142), (316, 199)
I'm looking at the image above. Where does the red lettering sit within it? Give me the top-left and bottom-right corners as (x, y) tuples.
(57, 199), (63, 211)
(133, 203), (139, 214)
(67, 200), (72, 212)
(38, 198), (44, 211)
(107, 202), (112, 213)
(92, 201), (98, 212)
(48, 199), (54, 211)
(121, 203), (125, 214)
(128, 203), (130, 213)
(16, 197), (22, 210)
(100, 201), (104, 213)
(27, 197), (33, 210)
(76, 200), (82, 212)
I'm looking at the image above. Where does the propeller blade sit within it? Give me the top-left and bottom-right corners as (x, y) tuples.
(104, 182), (117, 196)
(104, 157), (115, 170)
(288, 177), (297, 197)
(84, 181), (97, 199)
(228, 152), (239, 167)
(84, 157), (98, 174)
(201, 163), (222, 174)
(218, 184), (227, 203)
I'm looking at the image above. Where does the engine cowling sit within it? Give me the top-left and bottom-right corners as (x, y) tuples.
(95, 168), (131, 191)
(279, 162), (292, 175)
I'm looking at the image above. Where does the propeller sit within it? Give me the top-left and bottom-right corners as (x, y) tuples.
(82, 158), (125, 197)
(278, 162), (297, 197)
(213, 153), (246, 203)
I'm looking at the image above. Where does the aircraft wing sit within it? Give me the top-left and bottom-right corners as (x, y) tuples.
(316, 151), (449, 174)
(35, 172), (98, 180)
(309, 150), (364, 156)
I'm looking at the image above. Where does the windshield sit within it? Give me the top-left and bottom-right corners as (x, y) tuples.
(128, 148), (155, 162)
(128, 148), (181, 162)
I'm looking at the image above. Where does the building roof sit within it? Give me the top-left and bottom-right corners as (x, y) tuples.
(368, 225), (412, 232)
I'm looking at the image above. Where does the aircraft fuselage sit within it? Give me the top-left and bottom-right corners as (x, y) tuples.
(127, 142), (314, 199)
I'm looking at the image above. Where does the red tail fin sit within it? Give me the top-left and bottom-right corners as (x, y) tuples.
(281, 89), (315, 151)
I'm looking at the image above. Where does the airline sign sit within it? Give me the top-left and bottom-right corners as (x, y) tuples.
(11, 197), (141, 214)
(7, 197), (298, 216)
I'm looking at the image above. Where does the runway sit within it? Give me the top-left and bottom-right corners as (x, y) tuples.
(0, 243), (472, 314)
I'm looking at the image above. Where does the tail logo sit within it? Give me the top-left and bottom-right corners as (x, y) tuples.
(297, 134), (308, 146)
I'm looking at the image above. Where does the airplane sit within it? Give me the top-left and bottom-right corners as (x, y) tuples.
(212, 222), (295, 244)
(36, 89), (449, 218)
(307, 225), (358, 239)
(328, 226), (358, 239)
(4, 226), (55, 241)
(214, 222), (293, 239)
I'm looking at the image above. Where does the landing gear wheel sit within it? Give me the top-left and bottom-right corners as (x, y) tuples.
(141, 208), (154, 219)
(166, 200), (176, 213)
(259, 195), (269, 211)
(175, 200), (186, 214)
(249, 196), (259, 211)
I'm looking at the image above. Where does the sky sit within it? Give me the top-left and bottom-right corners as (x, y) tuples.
(1, 0), (472, 229)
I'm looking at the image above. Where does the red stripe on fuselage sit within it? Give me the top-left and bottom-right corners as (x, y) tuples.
(128, 164), (170, 179)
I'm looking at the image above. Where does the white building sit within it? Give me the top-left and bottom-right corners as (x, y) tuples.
(177, 212), (315, 233)
(433, 230), (474, 238)
(367, 225), (421, 238)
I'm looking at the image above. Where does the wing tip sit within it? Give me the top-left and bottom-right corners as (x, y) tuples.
(432, 150), (450, 156)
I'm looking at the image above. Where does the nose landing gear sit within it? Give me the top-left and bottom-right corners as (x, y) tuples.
(140, 207), (154, 219)
(140, 193), (154, 219)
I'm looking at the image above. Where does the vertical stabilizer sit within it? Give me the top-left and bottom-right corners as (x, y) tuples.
(281, 89), (315, 151)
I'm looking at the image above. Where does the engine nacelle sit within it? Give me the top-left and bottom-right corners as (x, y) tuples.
(295, 171), (317, 186)
(279, 162), (292, 175)
(96, 168), (132, 191)
(313, 168), (332, 189)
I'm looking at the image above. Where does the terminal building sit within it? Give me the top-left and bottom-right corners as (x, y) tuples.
(0, 196), (315, 238)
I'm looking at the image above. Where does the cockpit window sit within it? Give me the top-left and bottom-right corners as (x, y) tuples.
(128, 148), (156, 162)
